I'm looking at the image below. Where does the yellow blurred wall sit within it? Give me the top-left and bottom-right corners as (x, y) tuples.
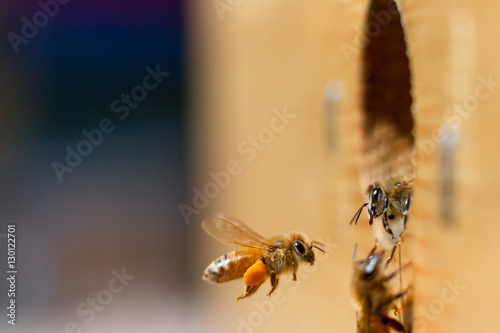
(189, 1), (499, 332)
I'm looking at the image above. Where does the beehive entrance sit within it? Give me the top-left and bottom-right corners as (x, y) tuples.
(361, 0), (414, 185)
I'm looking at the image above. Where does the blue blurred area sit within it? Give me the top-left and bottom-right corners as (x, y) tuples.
(0, 1), (189, 329)
(7, 0), (184, 133)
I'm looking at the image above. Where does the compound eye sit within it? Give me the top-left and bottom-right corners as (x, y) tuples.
(363, 255), (380, 279)
(293, 241), (307, 255)
(404, 197), (411, 213)
(371, 188), (381, 204)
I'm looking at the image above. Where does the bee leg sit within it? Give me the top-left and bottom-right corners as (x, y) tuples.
(267, 272), (279, 296)
(382, 212), (395, 239)
(374, 290), (408, 328)
(384, 261), (412, 283)
(368, 241), (378, 256)
(236, 283), (262, 301)
(385, 242), (399, 265)
(382, 198), (395, 239)
(380, 315), (405, 332)
(292, 262), (297, 281)
(392, 304), (400, 316)
(378, 293), (406, 331)
(382, 289), (408, 309)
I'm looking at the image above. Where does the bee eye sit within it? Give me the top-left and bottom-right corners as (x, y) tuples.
(362, 255), (380, 279)
(388, 214), (395, 220)
(371, 188), (381, 203)
(293, 241), (307, 255)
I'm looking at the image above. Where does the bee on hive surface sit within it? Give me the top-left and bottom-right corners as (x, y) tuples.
(350, 177), (414, 240)
(202, 216), (324, 301)
(351, 242), (410, 333)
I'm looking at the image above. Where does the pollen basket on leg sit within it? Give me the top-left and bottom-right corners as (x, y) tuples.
(243, 260), (268, 286)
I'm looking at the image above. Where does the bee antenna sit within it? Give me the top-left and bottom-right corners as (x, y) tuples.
(350, 203), (368, 225)
(311, 241), (325, 253)
(405, 178), (415, 185)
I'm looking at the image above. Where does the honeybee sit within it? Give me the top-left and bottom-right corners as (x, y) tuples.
(202, 216), (324, 301)
(350, 177), (414, 239)
(351, 242), (409, 333)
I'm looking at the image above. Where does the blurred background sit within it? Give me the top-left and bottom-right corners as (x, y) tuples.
(1, 0), (499, 332)
(0, 0), (189, 332)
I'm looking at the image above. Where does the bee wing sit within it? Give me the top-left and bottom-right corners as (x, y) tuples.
(394, 178), (415, 187)
(202, 216), (271, 251)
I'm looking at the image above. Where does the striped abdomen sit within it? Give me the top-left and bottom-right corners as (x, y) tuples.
(203, 250), (262, 283)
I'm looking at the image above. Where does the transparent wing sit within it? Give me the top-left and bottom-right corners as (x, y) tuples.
(202, 216), (271, 250)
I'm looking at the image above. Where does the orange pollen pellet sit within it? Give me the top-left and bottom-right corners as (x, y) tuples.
(243, 260), (268, 286)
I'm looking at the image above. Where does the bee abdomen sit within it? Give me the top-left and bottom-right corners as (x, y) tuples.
(203, 251), (261, 283)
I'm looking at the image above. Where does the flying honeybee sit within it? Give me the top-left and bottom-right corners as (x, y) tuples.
(350, 177), (414, 239)
(351, 242), (409, 333)
(202, 216), (324, 301)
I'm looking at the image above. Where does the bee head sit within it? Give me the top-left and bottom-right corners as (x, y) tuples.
(292, 235), (324, 265)
(352, 245), (385, 281)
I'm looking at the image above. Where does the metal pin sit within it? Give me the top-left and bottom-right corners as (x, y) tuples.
(322, 80), (344, 153)
(439, 124), (460, 224)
